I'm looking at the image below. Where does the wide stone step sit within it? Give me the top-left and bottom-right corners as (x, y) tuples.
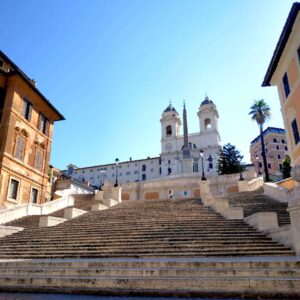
(0, 244), (290, 254)
(2, 266), (300, 278)
(0, 248), (294, 258)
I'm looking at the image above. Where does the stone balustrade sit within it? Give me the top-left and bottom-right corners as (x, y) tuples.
(0, 196), (74, 225)
(264, 182), (291, 203)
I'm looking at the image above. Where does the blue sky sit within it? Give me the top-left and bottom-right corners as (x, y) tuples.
(1, 0), (295, 168)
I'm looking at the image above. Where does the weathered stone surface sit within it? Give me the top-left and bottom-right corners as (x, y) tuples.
(245, 212), (278, 232)
(63, 207), (86, 220)
(91, 203), (108, 211)
(39, 216), (67, 228)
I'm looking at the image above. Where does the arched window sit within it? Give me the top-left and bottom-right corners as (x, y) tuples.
(166, 125), (172, 136)
(204, 118), (212, 130)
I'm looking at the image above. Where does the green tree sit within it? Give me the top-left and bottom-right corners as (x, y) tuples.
(249, 99), (271, 182)
(218, 143), (245, 175)
(281, 155), (291, 179)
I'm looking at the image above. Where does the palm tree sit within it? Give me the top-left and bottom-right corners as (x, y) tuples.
(249, 99), (271, 182)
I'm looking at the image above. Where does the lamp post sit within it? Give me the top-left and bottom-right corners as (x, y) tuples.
(98, 170), (106, 190)
(114, 158), (119, 187)
(199, 149), (206, 181)
(256, 155), (262, 176)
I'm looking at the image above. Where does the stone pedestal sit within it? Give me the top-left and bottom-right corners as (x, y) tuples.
(182, 157), (193, 174)
(64, 207), (86, 220)
(245, 212), (278, 232)
(39, 216), (66, 228)
(287, 201), (300, 255)
(91, 203), (108, 211)
(94, 190), (104, 201)
(112, 186), (122, 203)
(288, 163), (300, 254)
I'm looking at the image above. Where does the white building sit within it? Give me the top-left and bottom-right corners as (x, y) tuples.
(63, 96), (221, 187)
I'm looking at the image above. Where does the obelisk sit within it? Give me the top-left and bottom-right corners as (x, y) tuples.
(182, 101), (193, 174)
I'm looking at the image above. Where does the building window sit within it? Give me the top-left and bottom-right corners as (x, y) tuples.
(279, 163), (283, 170)
(142, 174), (146, 181)
(204, 118), (212, 130)
(285, 146), (288, 151)
(281, 139), (285, 144)
(283, 73), (290, 97)
(276, 145), (280, 150)
(159, 167), (161, 175)
(34, 148), (44, 172)
(268, 163), (271, 169)
(21, 98), (32, 121)
(209, 163), (213, 169)
(14, 135), (25, 161)
(278, 154), (281, 159)
(159, 158), (161, 165)
(8, 179), (19, 200)
(273, 138), (277, 143)
(166, 125), (172, 136)
(142, 164), (146, 172)
(292, 119), (300, 145)
(258, 162), (262, 168)
(30, 188), (38, 204)
(38, 113), (49, 135)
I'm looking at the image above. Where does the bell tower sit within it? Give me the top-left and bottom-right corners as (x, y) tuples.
(197, 95), (221, 146)
(160, 102), (181, 154)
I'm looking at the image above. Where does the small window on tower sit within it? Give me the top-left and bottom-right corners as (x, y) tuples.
(204, 118), (211, 130)
(166, 125), (172, 136)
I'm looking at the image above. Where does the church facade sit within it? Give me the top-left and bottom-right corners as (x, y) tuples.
(64, 97), (221, 187)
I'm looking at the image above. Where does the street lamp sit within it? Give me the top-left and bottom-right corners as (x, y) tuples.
(98, 170), (106, 190)
(114, 158), (119, 187)
(199, 149), (206, 181)
(256, 155), (262, 176)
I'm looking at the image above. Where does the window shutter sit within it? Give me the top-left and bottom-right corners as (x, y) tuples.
(45, 120), (49, 136)
(28, 104), (32, 121)
(21, 100), (26, 117)
(15, 136), (25, 161)
(38, 113), (42, 131)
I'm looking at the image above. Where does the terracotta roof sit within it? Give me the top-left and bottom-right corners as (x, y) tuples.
(0, 50), (65, 121)
(262, 2), (300, 86)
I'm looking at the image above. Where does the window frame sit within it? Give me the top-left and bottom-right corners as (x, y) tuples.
(38, 113), (49, 135)
(34, 147), (44, 172)
(14, 134), (26, 162)
(7, 177), (20, 202)
(30, 187), (39, 204)
(291, 118), (300, 145)
(21, 98), (33, 122)
(282, 72), (290, 98)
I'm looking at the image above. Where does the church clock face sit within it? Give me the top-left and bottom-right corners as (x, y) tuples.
(165, 143), (173, 151)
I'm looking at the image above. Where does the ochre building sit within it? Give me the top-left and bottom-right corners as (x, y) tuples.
(0, 51), (64, 209)
(263, 3), (300, 167)
(250, 127), (288, 178)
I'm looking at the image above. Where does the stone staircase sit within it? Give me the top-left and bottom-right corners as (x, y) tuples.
(214, 189), (291, 226)
(0, 198), (294, 259)
(0, 258), (299, 298)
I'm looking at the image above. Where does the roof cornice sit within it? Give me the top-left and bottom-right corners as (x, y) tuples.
(262, 2), (300, 86)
